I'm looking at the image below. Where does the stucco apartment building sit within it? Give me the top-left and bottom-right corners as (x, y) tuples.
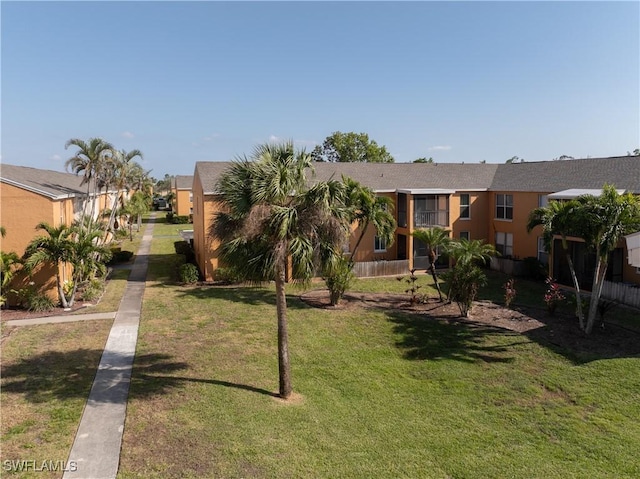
(192, 156), (640, 287)
(170, 175), (194, 216)
(0, 164), (116, 301)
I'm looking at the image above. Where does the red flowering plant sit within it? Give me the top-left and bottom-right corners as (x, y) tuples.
(503, 278), (517, 309)
(544, 277), (565, 314)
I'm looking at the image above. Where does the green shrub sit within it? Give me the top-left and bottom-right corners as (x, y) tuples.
(323, 257), (355, 305)
(25, 291), (56, 312)
(107, 249), (134, 264)
(171, 215), (191, 224)
(179, 263), (200, 284)
(166, 212), (175, 223)
(82, 278), (105, 302)
(174, 241), (195, 263)
(213, 267), (242, 284)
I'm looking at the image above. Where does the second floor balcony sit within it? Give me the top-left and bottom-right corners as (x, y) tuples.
(414, 210), (449, 228)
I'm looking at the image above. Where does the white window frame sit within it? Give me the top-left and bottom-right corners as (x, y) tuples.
(496, 194), (513, 220)
(374, 235), (387, 253)
(538, 194), (548, 208)
(460, 194), (471, 220)
(495, 232), (513, 257)
(537, 237), (548, 265)
(460, 231), (470, 241)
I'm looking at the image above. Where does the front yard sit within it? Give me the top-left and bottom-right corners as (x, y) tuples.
(2, 215), (639, 478)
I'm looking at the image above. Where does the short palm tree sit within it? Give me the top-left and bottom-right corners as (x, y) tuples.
(527, 199), (586, 329)
(211, 141), (349, 399)
(23, 223), (75, 308)
(411, 227), (450, 301)
(579, 185), (640, 334)
(447, 238), (497, 266)
(1, 250), (21, 307)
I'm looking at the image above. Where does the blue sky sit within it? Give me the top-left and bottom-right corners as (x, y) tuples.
(2, 1), (639, 178)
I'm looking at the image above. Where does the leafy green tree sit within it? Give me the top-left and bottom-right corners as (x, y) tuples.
(579, 186), (640, 334)
(411, 227), (450, 301)
(211, 142), (349, 399)
(414, 157), (434, 163)
(311, 131), (394, 163)
(527, 200), (587, 329)
(506, 156), (524, 163)
(65, 138), (115, 224)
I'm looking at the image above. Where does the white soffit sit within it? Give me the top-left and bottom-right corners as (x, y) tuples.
(548, 188), (625, 200)
(396, 188), (456, 195)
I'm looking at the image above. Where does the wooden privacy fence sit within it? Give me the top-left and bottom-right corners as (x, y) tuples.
(352, 260), (410, 278)
(601, 280), (640, 309)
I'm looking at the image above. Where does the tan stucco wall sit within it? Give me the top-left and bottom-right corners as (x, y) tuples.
(193, 171), (224, 281)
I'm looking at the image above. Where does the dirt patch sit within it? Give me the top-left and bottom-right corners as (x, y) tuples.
(300, 289), (640, 360)
(0, 302), (91, 322)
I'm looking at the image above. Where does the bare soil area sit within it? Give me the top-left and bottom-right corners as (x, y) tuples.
(300, 289), (640, 360)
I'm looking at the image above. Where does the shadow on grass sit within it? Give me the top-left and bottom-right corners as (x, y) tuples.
(173, 284), (310, 310)
(1, 351), (276, 404)
(387, 311), (522, 364)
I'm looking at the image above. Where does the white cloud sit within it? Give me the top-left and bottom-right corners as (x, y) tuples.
(50, 154), (62, 161)
(122, 131), (135, 139)
(428, 145), (452, 151)
(202, 133), (220, 142)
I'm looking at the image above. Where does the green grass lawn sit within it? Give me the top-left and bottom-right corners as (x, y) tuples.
(117, 231), (640, 478)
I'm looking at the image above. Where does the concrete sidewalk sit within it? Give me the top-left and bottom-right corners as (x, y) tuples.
(3, 312), (117, 327)
(63, 214), (156, 479)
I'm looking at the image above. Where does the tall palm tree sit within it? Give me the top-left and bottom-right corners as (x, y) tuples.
(104, 149), (144, 235)
(527, 199), (586, 330)
(65, 138), (114, 225)
(66, 226), (112, 306)
(411, 227), (450, 301)
(211, 141), (349, 399)
(23, 223), (75, 308)
(579, 185), (640, 334)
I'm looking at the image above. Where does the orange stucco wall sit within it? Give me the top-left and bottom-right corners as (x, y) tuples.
(348, 192), (397, 262)
(173, 189), (193, 216)
(0, 183), (77, 302)
(192, 171), (224, 281)
(488, 191), (548, 260)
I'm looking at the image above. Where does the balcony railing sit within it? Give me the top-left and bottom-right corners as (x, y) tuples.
(414, 211), (449, 227)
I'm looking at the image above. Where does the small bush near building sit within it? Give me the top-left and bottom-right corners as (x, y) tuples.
(107, 249), (134, 264)
(213, 267), (242, 284)
(174, 241), (195, 264)
(82, 278), (105, 302)
(179, 263), (200, 284)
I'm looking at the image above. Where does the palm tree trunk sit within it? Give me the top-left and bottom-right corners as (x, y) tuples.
(56, 271), (69, 308)
(585, 257), (607, 334)
(563, 249), (585, 331)
(349, 220), (369, 263)
(429, 262), (443, 301)
(275, 262), (292, 399)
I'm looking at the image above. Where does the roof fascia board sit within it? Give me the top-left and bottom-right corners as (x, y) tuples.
(0, 178), (76, 200)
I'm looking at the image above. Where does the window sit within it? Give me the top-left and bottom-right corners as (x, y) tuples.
(374, 235), (387, 252)
(189, 192), (193, 202)
(460, 194), (470, 219)
(537, 237), (548, 265)
(538, 194), (548, 208)
(414, 195), (449, 227)
(460, 231), (470, 241)
(496, 194), (513, 220)
(495, 232), (513, 257)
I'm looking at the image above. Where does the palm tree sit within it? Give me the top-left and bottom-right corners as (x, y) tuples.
(343, 176), (396, 262)
(411, 227), (450, 301)
(66, 226), (112, 306)
(527, 199), (586, 330)
(1, 250), (21, 307)
(65, 138), (114, 225)
(447, 238), (498, 266)
(579, 185), (640, 334)
(104, 149), (144, 236)
(211, 141), (349, 399)
(23, 223), (75, 308)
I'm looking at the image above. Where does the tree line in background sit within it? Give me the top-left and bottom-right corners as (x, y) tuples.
(0, 137), (153, 310)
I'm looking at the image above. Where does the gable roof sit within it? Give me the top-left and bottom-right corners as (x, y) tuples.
(173, 175), (194, 190)
(491, 156), (640, 193)
(194, 156), (640, 196)
(0, 163), (92, 199)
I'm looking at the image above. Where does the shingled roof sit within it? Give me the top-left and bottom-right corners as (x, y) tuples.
(194, 156), (640, 195)
(173, 175), (194, 190)
(0, 163), (94, 199)
(491, 156), (640, 193)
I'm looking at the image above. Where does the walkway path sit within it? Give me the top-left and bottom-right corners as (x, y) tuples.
(63, 214), (156, 479)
